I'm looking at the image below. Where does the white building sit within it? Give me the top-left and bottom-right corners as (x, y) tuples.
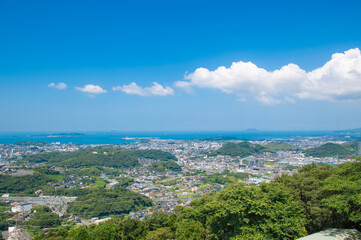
(11, 203), (32, 213)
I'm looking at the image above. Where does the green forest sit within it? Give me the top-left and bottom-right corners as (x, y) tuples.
(211, 141), (359, 158)
(203, 172), (249, 185)
(209, 141), (297, 157)
(67, 186), (153, 219)
(38, 159), (361, 240)
(0, 173), (56, 195)
(305, 142), (358, 158)
(131, 149), (177, 161)
(150, 161), (182, 172)
(23, 148), (177, 169)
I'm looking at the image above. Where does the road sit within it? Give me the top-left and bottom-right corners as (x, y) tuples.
(1, 196), (76, 205)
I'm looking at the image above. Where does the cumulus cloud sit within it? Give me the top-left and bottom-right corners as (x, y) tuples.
(113, 82), (174, 96)
(75, 84), (107, 94)
(182, 48), (361, 104)
(48, 82), (67, 90)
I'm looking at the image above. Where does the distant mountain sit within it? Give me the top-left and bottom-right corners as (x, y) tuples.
(334, 128), (361, 134)
(305, 143), (355, 158)
(244, 128), (259, 132)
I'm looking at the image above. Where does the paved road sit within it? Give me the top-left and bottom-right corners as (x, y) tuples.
(1, 196), (76, 205)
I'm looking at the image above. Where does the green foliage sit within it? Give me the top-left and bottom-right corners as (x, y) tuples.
(93, 177), (107, 187)
(27, 206), (62, 228)
(36, 161), (361, 240)
(34, 167), (61, 175)
(67, 222), (117, 240)
(305, 143), (355, 158)
(102, 168), (125, 176)
(210, 142), (298, 158)
(67, 186), (153, 219)
(24, 149), (177, 171)
(117, 177), (134, 187)
(180, 183), (306, 240)
(283, 165), (300, 171)
(175, 219), (206, 240)
(150, 161), (182, 172)
(275, 160), (361, 233)
(115, 217), (147, 240)
(31, 205), (52, 213)
(0, 173), (56, 195)
(0, 202), (14, 231)
(203, 172), (248, 185)
(264, 142), (298, 151)
(24, 148), (139, 169)
(209, 142), (268, 157)
(75, 167), (101, 177)
(143, 211), (170, 231)
(146, 227), (174, 240)
(132, 149), (177, 161)
(341, 141), (360, 152)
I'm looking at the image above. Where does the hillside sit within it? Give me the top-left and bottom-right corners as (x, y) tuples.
(264, 142), (298, 151)
(131, 149), (177, 161)
(40, 159), (361, 240)
(334, 127), (361, 134)
(209, 142), (266, 157)
(209, 141), (297, 157)
(67, 185), (153, 219)
(305, 142), (355, 158)
(23, 148), (177, 169)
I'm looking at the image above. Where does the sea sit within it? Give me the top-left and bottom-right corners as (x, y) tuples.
(0, 131), (335, 145)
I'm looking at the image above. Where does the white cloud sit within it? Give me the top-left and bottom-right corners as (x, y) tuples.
(174, 81), (194, 94)
(182, 48), (361, 104)
(113, 82), (174, 96)
(48, 82), (67, 90)
(75, 84), (107, 94)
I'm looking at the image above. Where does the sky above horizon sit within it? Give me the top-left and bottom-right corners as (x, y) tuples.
(1, 0), (361, 132)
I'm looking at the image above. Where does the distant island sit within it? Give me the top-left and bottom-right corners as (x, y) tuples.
(47, 133), (85, 137)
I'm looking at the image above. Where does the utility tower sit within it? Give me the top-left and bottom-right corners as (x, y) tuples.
(358, 142), (361, 156)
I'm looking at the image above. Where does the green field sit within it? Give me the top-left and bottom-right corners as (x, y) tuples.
(93, 177), (106, 187)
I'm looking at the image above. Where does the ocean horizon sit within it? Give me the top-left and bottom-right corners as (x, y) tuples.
(0, 130), (334, 145)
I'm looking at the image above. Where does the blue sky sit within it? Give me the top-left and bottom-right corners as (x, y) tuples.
(1, 0), (361, 132)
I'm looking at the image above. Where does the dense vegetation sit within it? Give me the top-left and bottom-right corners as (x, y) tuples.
(203, 172), (249, 185)
(0, 202), (14, 232)
(40, 159), (361, 240)
(209, 141), (298, 157)
(150, 161), (182, 172)
(209, 142), (266, 157)
(27, 206), (62, 228)
(341, 141), (360, 152)
(0, 173), (56, 195)
(24, 149), (139, 169)
(304, 142), (356, 158)
(264, 142), (298, 151)
(24, 148), (177, 169)
(67, 185), (153, 219)
(131, 149), (177, 161)
(275, 160), (361, 233)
